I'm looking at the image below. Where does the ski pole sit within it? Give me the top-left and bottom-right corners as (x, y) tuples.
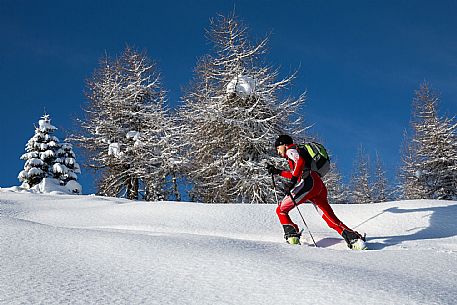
(288, 191), (317, 247)
(271, 174), (280, 206)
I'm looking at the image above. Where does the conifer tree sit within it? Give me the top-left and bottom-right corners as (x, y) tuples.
(324, 162), (349, 204)
(398, 130), (427, 199)
(179, 13), (306, 203)
(19, 114), (81, 193)
(52, 142), (81, 186)
(372, 152), (388, 202)
(399, 83), (457, 200)
(73, 47), (179, 200)
(18, 114), (59, 188)
(349, 145), (373, 204)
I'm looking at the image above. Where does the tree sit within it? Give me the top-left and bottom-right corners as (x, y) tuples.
(52, 142), (82, 186)
(19, 114), (81, 192)
(72, 47), (180, 200)
(399, 83), (457, 200)
(19, 114), (59, 188)
(349, 145), (373, 204)
(179, 13), (306, 203)
(324, 162), (349, 204)
(372, 152), (388, 202)
(397, 130), (427, 199)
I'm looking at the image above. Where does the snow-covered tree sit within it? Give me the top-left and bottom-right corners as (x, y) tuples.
(398, 130), (427, 199)
(19, 114), (59, 188)
(372, 152), (388, 202)
(179, 13), (306, 203)
(19, 114), (81, 193)
(73, 47), (181, 200)
(323, 162), (349, 204)
(53, 142), (81, 186)
(349, 145), (373, 204)
(399, 83), (457, 200)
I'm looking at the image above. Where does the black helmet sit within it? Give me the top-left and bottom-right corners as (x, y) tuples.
(274, 134), (293, 147)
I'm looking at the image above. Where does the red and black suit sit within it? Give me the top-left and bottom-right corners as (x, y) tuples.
(276, 144), (351, 237)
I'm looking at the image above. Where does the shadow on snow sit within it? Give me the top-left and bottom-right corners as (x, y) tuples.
(364, 203), (457, 250)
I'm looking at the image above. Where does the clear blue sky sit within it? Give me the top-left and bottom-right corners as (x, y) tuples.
(1, 0), (456, 194)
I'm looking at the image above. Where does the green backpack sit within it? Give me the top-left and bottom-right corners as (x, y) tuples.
(297, 142), (331, 177)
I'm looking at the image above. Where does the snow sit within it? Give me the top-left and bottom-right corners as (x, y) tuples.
(4, 178), (82, 195)
(64, 179), (82, 194)
(25, 158), (44, 167)
(20, 152), (38, 160)
(38, 115), (57, 132)
(40, 149), (55, 159)
(126, 131), (143, 147)
(26, 167), (44, 177)
(126, 130), (141, 141)
(108, 142), (121, 157)
(226, 75), (256, 97)
(0, 191), (456, 305)
(52, 163), (68, 174)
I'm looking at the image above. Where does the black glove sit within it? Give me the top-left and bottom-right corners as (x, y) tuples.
(267, 164), (282, 175)
(285, 176), (298, 194)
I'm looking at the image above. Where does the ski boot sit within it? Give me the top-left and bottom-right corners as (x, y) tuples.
(342, 229), (367, 250)
(283, 224), (301, 245)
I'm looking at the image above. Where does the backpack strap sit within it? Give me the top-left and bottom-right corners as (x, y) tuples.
(295, 144), (313, 173)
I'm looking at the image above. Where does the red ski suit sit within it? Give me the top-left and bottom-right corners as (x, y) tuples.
(276, 144), (350, 235)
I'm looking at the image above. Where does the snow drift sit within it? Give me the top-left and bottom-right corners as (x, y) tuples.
(1, 191), (456, 304)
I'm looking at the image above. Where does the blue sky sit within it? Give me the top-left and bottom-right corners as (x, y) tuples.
(1, 0), (456, 194)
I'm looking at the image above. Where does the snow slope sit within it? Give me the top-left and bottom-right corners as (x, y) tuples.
(1, 191), (456, 305)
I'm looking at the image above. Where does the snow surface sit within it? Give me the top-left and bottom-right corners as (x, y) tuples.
(6, 178), (82, 195)
(1, 191), (456, 305)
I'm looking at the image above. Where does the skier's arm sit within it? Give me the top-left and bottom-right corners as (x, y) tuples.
(280, 170), (292, 179)
(280, 148), (305, 180)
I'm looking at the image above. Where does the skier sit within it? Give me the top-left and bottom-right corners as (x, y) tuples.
(267, 134), (366, 249)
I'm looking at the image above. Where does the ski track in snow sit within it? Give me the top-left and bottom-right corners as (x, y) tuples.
(1, 191), (457, 305)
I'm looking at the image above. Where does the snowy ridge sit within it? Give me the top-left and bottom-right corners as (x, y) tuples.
(1, 191), (457, 304)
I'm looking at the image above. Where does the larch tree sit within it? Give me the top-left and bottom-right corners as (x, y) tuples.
(398, 130), (427, 199)
(179, 13), (306, 203)
(72, 47), (179, 200)
(372, 152), (388, 203)
(399, 83), (457, 200)
(349, 145), (373, 204)
(324, 162), (349, 204)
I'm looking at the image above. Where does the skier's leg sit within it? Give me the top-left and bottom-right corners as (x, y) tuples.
(308, 177), (350, 235)
(276, 199), (299, 234)
(276, 175), (313, 239)
(309, 183), (365, 248)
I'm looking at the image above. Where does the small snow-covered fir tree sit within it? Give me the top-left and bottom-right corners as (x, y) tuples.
(399, 83), (457, 200)
(349, 145), (373, 204)
(18, 114), (59, 188)
(53, 142), (81, 186)
(179, 13), (306, 203)
(19, 114), (81, 193)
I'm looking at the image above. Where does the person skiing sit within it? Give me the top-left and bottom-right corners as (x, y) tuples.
(267, 134), (366, 249)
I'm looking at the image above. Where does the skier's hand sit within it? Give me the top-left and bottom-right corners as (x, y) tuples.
(266, 164), (281, 175)
(285, 176), (298, 193)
